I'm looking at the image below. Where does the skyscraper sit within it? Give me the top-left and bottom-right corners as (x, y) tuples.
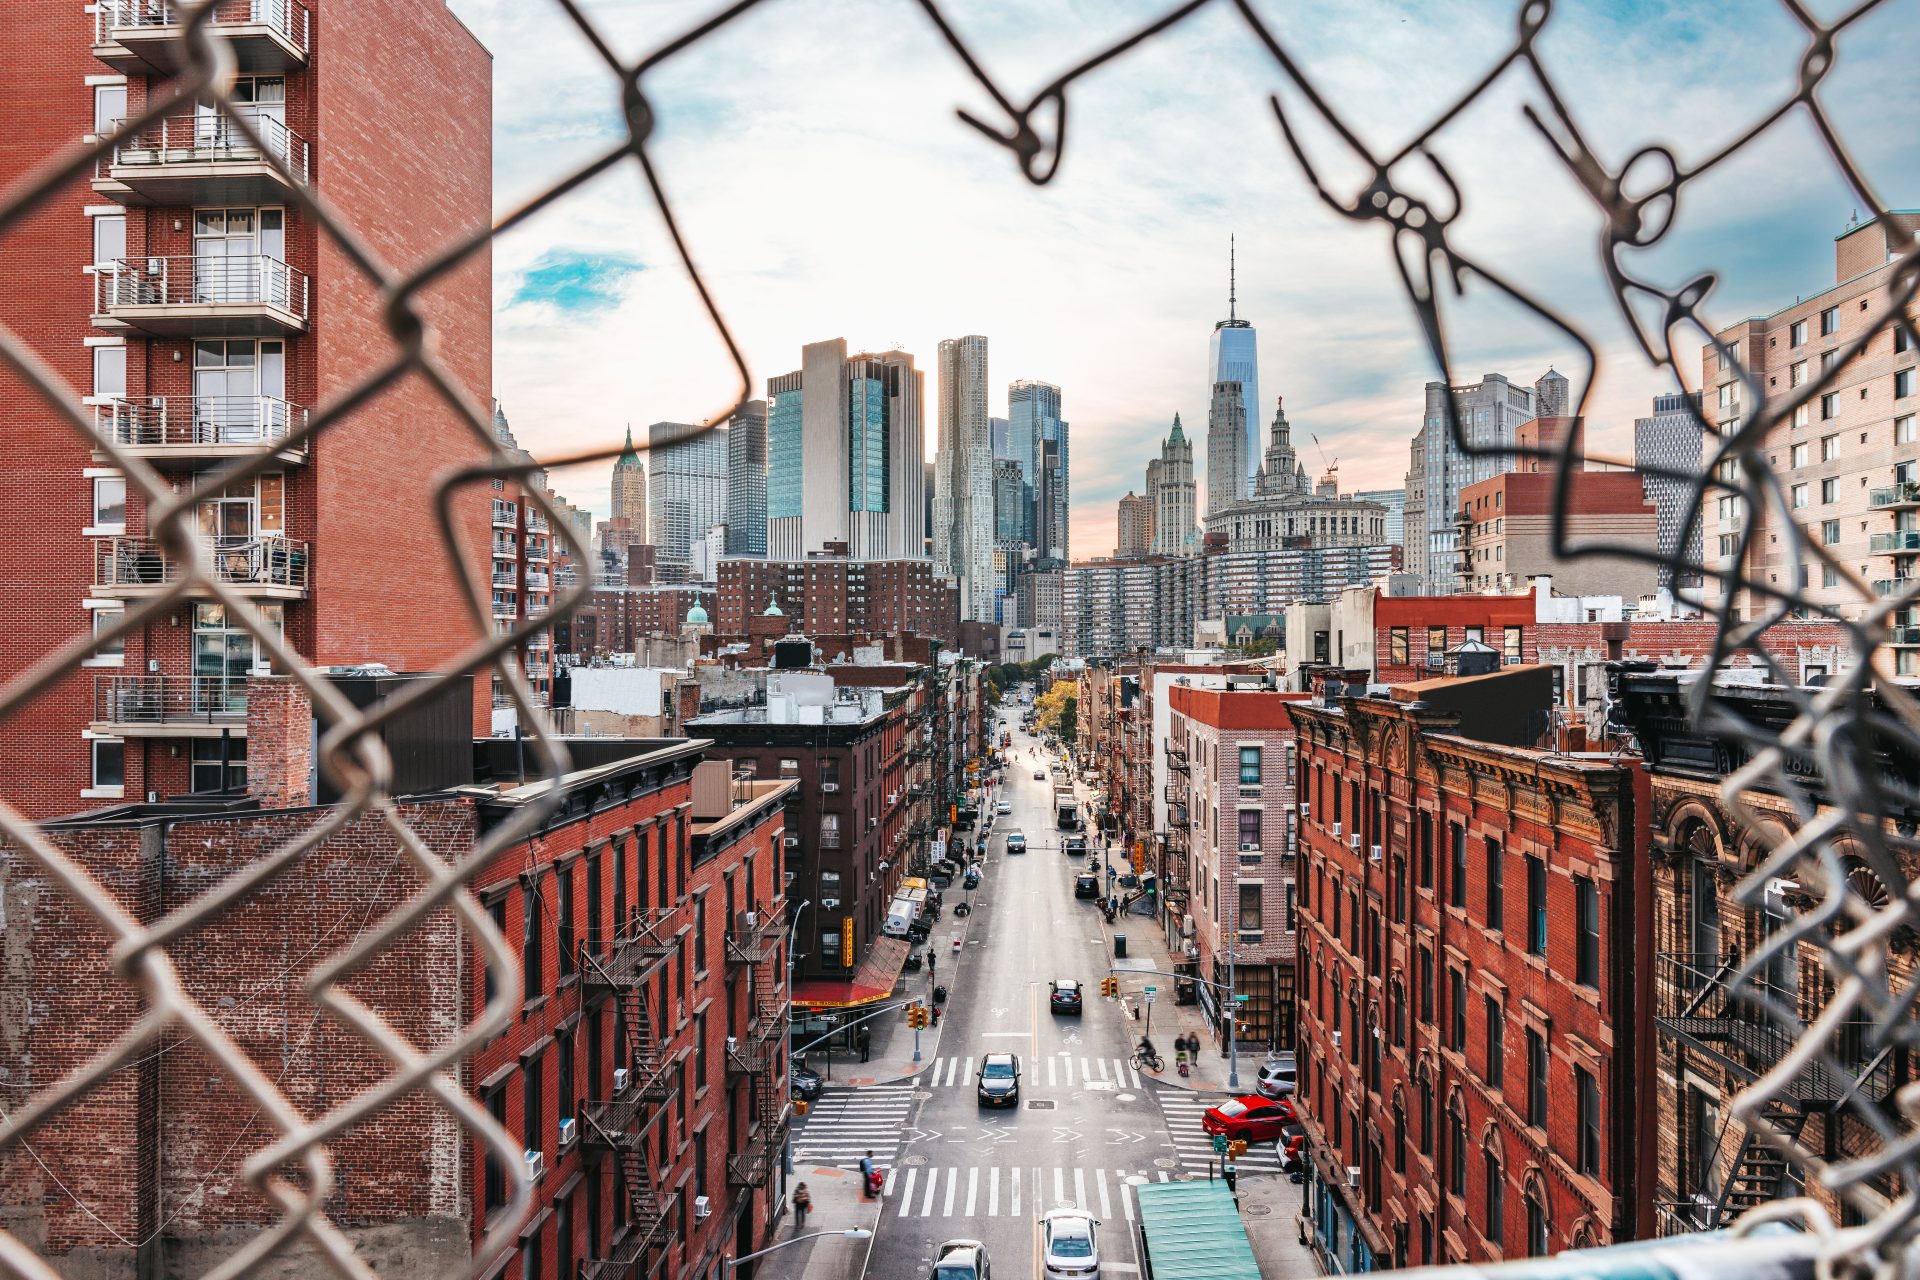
(1353, 488), (1408, 548)
(1008, 379), (1066, 548)
(1402, 372), (1538, 592)
(993, 458), (1026, 546)
(612, 425), (647, 531)
(933, 335), (995, 621)
(1205, 380), (1248, 519)
(1633, 391), (1706, 588)
(648, 420), (729, 570)
(726, 398), (768, 556)
(1148, 414), (1196, 557)
(1208, 236), (1259, 501)
(1117, 491), (1154, 557)
(1036, 438), (1067, 562)
(764, 339), (926, 560)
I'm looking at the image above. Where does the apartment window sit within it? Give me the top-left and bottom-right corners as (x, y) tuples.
(556, 868), (575, 978)
(1485, 995), (1504, 1089)
(694, 894), (708, 974)
(1821, 433), (1840, 461)
(1238, 808), (1261, 850)
(1790, 442), (1809, 467)
(1239, 883), (1262, 932)
(1503, 625), (1523, 665)
(1820, 306), (1839, 336)
(189, 737), (245, 793)
(820, 929), (841, 969)
(1575, 1066), (1601, 1174)
(820, 813), (841, 849)
(89, 607), (126, 666)
(1390, 627), (1409, 665)
(1821, 477), (1838, 504)
(1394, 1099), (1408, 1174)
(91, 475), (127, 531)
(1485, 837), (1504, 929)
(694, 1009), (708, 1087)
(1427, 625), (1447, 664)
(524, 1054), (544, 1158)
(1418, 811), (1433, 889)
(1448, 823), (1466, 909)
(484, 1086), (509, 1212)
(1464, 625), (1484, 644)
(1823, 564), (1840, 589)
(1790, 360), (1808, 388)
(1790, 318), (1807, 346)
(1449, 969), (1466, 1051)
(1527, 1194), (1549, 1257)
(93, 82), (128, 134)
(90, 737), (125, 793)
(1526, 856), (1547, 956)
(1823, 348), (1841, 372)
(1822, 519), (1842, 545)
(522, 880), (544, 1000)
(1418, 947), (1434, 1022)
(557, 1033), (574, 1130)
(1526, 1028), (1547, 1127)
(1899, 415), (1918, 444)
(1448, 1104), (1467, 1195)
(1900, 325), (1915, 354)
(1575, 876), (1599, 987)
(1820, 392), (1839, 420)
(1239, 745), (1261, 785)
(1790, 483), (1808, 509)
(1898, 369), (1916, 399)
(1485, 1151), (1505, 1245)
(1391, 855), (1407, 922)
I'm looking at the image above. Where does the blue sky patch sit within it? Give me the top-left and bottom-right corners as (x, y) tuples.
(511, 249), (644, 312)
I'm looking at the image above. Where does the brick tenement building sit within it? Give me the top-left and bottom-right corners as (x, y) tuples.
(1164, 683), (1308, 1051)
(1372, 592), (1539, 685)
(1701, 215), (1920, 659)
(716, 553), (959, 649)
(0, 5), (494, 818)
(1455, 468), (1659, 599)
(1290, 666), (1656, 1272)
(563, 583), (716, 656)
(1612, 670), (1918, 1237)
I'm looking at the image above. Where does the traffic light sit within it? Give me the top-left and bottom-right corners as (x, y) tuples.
(1100, 977), (1120, 998)
(1228, 1139), (1248, 1159)
(908, 1004), (929, 1029)
(792, 1098), (810, 1117)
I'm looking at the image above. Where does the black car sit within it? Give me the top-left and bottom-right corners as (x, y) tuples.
(1063, 835), (1087, 855)
(977, 1053), (1020, 1107)
(1074, 873), (1100, 899)
(791, 1058), (824, 1103)
(1049, 978), (1083, 1013)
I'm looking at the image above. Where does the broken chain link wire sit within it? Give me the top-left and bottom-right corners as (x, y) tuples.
(0, 0), (1915, 1276)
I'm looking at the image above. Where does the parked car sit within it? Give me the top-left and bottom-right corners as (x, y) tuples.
(1033, 769), (1046, 780)
(1256, 1053), (1297, 1100)
(933, 1240), (992, 1280)
(1074, 873), (1100, 899)
(1005, 830), (1027, 853)
(997, 798), (1013, 814)
(1201, 1095), (1298, 1143)
(1039, 1209), (1100, 1278)
(790, 1057), (824, 1103)
(977, 1053), (1021, 1107)
(1063, 834), (1087, 855)
(1049, 978), (1083, 1013)
(1276, 1120), (1307, 1171)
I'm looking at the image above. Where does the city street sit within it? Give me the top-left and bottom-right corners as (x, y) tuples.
(790, 712), (1287, 1280)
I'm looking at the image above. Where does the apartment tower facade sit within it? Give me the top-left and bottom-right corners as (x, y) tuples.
(933, 335), (994, 620)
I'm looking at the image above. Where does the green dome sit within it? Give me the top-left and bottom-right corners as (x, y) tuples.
(686, 601), (710, 626)
(763, 595), (785, 617)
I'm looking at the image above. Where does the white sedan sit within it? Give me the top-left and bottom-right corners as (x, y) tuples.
(1040, 1209), (1100, 1278)
(997, 799), (1012, 814)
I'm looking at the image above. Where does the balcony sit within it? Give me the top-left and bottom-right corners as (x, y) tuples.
(727, 1105), (792, 1189)
(580, 908), (679, 994)
(1872, 579), (1919, 599)
(1890, 627), (1920, 646)
(1871, 531), (1920, 554)
(94, 253), (307, 335)
(491, 500), (518, 528)
(94, 395), (307, 466)
(524, 540), (551, 563)
(94, 256), (308, 337)
(525, 512), (551, 535)
(95, 109), (308, 206)
(94, 535), (310, 599)
(93, 0), (311, 74)
(1166, 746), (1189, 774)
(524, 568), (551, 590)
(92, 674), (247, 738)
(725, 911), (784, 966)
(1870, 483), (1920, 510)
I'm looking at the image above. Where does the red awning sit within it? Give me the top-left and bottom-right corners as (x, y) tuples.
(792, 936), (910, 1009)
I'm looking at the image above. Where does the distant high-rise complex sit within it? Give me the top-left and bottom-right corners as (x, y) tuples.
(648, 420), (729, 570)
(1148, 414), (1196, 557)
(1008, 379), (1066, 549)
(1353, 488), (1408, 548)
(612, 426), (647, 531)
(1634, 391), (1707, 589)
(1403, 372), (1539, 593)
(1037, 438), (1067, 562)
(726, 398), (768, 556)
(993, 458), (1026, 545)
(1208, 236), (1259, 500)
(765, 339), (926, 560)
(1205, 380), (1248, 519)
(934, 335), (995, 621)
(1117, 491), (1154, 557)
(991, 415), (1010, 460)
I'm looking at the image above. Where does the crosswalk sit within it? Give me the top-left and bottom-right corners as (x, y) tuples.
(791, 1083), (914, 1167)
(905, 1054), (1143, 1090)
(1156, 1092), (1287, 1172)
(884, 1165), (1195, 1222)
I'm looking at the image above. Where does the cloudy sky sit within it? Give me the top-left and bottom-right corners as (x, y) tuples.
(450, 0), (1918, 559)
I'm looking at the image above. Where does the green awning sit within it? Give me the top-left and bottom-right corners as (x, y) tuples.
(1133, 1180), (1262, 1280)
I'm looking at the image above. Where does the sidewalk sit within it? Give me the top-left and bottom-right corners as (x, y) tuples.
(755, 1165), (880, 1280)
(1237, 1172), (1323, 1278)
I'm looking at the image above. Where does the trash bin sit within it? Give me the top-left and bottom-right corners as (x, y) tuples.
(1114, 935), (1127, 959)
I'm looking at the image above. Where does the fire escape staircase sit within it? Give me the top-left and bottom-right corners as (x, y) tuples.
(725, 910), (792, 1188)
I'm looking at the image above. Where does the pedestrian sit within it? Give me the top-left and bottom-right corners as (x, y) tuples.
(792, 1182), (812, 1231)
(856, 1025), (872, 1063)
(927, 952), (937, 978)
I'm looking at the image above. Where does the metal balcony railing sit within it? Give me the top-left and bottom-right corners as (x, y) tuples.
(491, 570), (516, 588)
(523, 541), (551, 563)
(725, 912), (784, 966)
(727, 1105), (791, 1188)
(1870, 530), (1920, 554)
(94, 674), (247, 726)
(491, 500), (518, 527)
(95, 395), (306, 453)
(1872, 579), (1918, 599)
(95, 256), (309, 328)
(94, 0), (312, 57)
(1891, 626), (1920, 646)
(94, 535), (310, 594)
(524, 569), (550, 590)
(580, 909), (679, 992)
(100, 108), (309, 184)
(525, 513), (550, 534)
(1870, 483), (1920, 509)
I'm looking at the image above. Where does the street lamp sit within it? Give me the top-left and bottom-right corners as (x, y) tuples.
(727, 1229), (872, 1268)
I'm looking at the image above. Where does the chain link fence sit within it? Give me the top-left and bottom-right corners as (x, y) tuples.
(1, 0), (1916, 1276)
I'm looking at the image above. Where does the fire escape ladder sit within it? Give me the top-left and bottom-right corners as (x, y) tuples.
(1715, 1100), (1807, 1222)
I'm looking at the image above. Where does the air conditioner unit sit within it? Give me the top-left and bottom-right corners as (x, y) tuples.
(1332, 1030), (1342, 1046)
(1298, 802), (1310, 817)
(695, 1195), (712, 1219)
(558, 1117), (576, 1146)
(1240, 842), (1258, 852)
(612, 1067), (630, 1093)
(1331, 822), (1342, 838)
(525, 1150), (545, 1180)
(1346, 1165), (1361, 1189)
(727, 1036), (739, 1054)
(1369, 844), (1383, 863)
(822, 898), (840, 910)
(822, 782), (839, 792)
(1349, 833), (1363, 850)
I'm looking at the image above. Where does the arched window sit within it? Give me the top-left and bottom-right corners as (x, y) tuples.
(1416, 1060), (1435, 1157)
(1446, 1090), (1469, 1196)
(1482, 1132), (1506, 1248)
(1523, 1170), (1551, 1257)
(1391, 1086), (1408, 1175)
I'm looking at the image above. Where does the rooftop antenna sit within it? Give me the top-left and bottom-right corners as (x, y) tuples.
(1228, 234), (1237, 322)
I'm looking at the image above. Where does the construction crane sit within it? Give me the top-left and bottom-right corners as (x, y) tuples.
(1311, 433), (1339, 488)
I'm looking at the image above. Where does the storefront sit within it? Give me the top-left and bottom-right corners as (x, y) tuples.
(1304, 1148), (1382, 1274)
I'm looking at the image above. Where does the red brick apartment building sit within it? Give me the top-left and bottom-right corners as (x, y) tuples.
(716, 552), (959, 649)
(0, 3), (495, 818)
(1290, 667), (1656, 1272)
(0, 735), (795, 1280)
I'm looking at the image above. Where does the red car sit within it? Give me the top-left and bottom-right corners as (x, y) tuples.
(1201, 1095), (1298, 1142)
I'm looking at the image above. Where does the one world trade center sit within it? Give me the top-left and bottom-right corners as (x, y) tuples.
(1208, 235), (1259, 502)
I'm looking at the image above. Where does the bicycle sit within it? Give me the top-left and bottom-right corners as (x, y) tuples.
(1130, 1049), (1164, 1073)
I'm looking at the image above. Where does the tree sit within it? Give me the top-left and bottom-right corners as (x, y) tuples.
(1055, 694), (1078, 746)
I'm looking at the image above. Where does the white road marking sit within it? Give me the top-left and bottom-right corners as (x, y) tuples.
(921, 1168), (938, 1217)
(1096, 1169), (1112, 1220)
(1045, 1058), (1057, 1087)
(990, 1166), (1000, 1217)
(1074, 1167), (1087, 1211)
(896, 1168), (918, 1217)
(1054, 1167), (1066, 1204)
(1120, 1178), (1136, 1221)
(966, 1167), (979, 1216)
(944, 1167), (958, 1217)
(1011, 1167), (1022, 1217)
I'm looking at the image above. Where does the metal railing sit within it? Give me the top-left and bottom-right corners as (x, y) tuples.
(1869, 530), (1920, 553)
(101, 108), (309, 183)
(94, 395), (305, 450)
(1869, 483), (1920, 508)
(94, 0), (311, 52)
(94, 534), (310, 592)
(93, 674), (248, 725)
(95, 255), (309, 320)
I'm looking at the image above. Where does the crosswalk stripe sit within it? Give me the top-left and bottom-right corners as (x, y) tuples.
(1064, 1057), (1076, 1086)
(1011, 1167), (1021, 1217)
(1045, 1058), (1056, 1087)
(1054, 1167), (1065, 1205)
(1157, 1171), (1171, 1181)
(1074, 1168), (1087, 1212)
(989, 1166), (999, 1217)
(897, 1168), (917, 1217)
(920, 1169), (938, 1216)
(1096, 1169), (1111, 1220)
(944, 1168), (958, 1217)
(1120, 1178), (1135, 1222)
(884, 1168), (898, 1196)
(963, 1055), (975, 1083)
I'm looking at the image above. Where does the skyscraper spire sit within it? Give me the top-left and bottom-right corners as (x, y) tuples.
(1229, 233), (1237, 322)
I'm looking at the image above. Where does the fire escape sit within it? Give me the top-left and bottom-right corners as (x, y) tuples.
(1161, 744), (1193, 946)
(580, 908), (681, 1279)
(726, 909), (791, 1189)
(1653, 950), (1906, 1235)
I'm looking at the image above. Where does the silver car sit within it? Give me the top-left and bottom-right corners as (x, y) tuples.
(1040, 1209), (1100, 1278)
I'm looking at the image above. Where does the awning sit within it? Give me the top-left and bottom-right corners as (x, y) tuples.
(792, 936), (910, 1009)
